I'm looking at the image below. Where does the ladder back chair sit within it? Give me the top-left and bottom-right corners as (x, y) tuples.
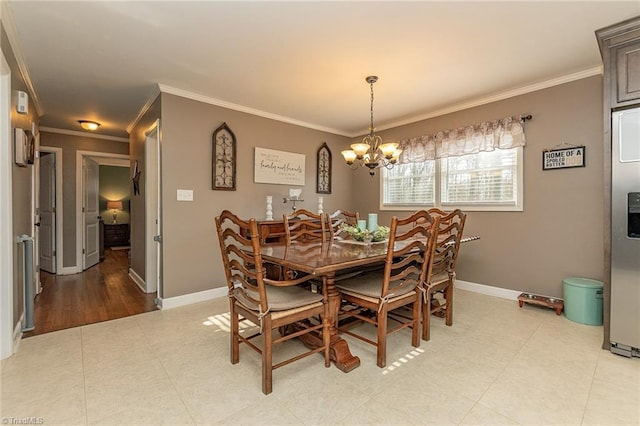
(215, 210), (330, 395)
(328, 210), (360, 240)
(422, 208), (467, 341)
(283, 209), (328, 244)
(336, 211), (440, 368)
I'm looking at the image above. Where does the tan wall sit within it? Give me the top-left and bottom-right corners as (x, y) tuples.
(159, 93), (353, 298)
(2, 23), (39, 325)
(39, 132), (129, 267)
(352, 76), (604, 298)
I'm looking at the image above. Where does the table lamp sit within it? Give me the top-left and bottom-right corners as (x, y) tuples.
(106, 200), (123, 224)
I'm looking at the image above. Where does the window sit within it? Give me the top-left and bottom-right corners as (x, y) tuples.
(382, 147), (523, 211)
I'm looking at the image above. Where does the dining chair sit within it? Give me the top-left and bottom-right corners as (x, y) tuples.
(215, 210), (330, 395)
(422, 208), (467, 341)
(283, 209), (328, 244)
(328, 210), (360, 240)
(335, 211), (440, 368)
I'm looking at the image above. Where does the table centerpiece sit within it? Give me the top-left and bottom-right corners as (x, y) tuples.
(340, 223), (390, 243)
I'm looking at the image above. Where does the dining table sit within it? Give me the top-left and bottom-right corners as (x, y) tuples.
(258, 235), (480, 373)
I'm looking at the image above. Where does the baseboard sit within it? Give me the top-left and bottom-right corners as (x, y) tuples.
(12, 313), (23, 354)
(158, 287), (228, 310)
(128, 268), (146, 293)
(154, 280), (515, 311)
(455, 279), (521, 301)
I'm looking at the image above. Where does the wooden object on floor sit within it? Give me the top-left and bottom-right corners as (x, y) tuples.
(328, 210), (360, 240)
(518, 292), (564, 315)
(23, 248), (157, 337)
(257, 231), (464, 372)
(283, 209), (327, 244)
(336, 210), (439, 368)
(103, 223), (129, 246)
(422, 208), (467, 341)
(215, 210), (330, 395)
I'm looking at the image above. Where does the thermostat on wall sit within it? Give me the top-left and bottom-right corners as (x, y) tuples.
(16, 90), (28, 114)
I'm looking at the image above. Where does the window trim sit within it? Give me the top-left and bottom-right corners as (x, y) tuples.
(380, 147), (524, 212)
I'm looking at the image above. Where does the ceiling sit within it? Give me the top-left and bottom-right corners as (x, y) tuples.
(3, 1), (639, 139)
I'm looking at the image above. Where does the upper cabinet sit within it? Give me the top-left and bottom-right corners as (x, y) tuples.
(597, 16), (640, 108)
(616, 40), (640, 103)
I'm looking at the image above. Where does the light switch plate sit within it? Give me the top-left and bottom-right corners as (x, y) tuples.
(177, 189), (193, 201)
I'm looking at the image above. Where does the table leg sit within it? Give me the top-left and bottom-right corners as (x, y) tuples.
(285, 274), (360, 372)
(324, 274), (360, 372)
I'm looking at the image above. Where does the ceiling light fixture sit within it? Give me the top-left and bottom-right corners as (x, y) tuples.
(341, 76), (401, 176)
(78, 120), (100, 131)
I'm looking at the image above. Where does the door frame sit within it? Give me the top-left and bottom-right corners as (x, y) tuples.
(75, 150), (129, 272)
(1, 49), (14, 359)
(145, 119), (162, 297)
(39, 147), (63, 275)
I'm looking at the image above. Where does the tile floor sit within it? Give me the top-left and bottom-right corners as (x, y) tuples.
(1, 289), (638, 425)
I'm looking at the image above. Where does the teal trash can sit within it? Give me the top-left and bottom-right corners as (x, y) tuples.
(562, 277), (604, 325)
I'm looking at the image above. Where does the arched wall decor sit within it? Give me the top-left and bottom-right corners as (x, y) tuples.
(212, 122), (236, 190)
(316, 142), (331, 194)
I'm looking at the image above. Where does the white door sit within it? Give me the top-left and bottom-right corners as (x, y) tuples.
(145, 122), (161, 295)
(83, 157), (100, 269)
(39, 152), (56, 273)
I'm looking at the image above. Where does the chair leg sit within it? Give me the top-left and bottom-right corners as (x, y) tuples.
(262, 319), (273, 395)
(422, 291), (431, 341)
(377, 306), (388, 368)
(445, 281), (454, 327)
(411, 297), (421, 348)
(323, 304), (330, 368)
(230, 302), (240, 364)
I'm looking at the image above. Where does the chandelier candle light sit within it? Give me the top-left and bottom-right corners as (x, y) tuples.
(341, 76), (402, 176)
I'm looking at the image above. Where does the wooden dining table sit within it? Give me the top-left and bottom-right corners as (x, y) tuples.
(260, 239), (391, 372)
(256, 235), (476, 371)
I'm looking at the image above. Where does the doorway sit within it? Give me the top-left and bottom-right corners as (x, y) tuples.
(26, 150), (158, 336)
(75, 150), (129, 271)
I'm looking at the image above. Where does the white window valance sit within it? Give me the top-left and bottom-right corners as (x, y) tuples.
(398, 115), (526, 164)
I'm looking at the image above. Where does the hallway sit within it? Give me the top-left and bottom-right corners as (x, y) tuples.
(24, 248), (157, 337)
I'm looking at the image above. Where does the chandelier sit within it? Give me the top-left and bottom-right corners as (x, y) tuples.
(341, 76), (402, 176)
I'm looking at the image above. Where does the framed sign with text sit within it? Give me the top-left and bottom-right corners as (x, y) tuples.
(542, 146), (585, 170)
(254, 147), (305, 185)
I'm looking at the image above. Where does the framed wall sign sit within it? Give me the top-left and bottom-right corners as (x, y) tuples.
(316, 142), (332, 194)
(212, 122), (236, 190)
(542, 145), (585, 170)
(254, 147), (305, 185)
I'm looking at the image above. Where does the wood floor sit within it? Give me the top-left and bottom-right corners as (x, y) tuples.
(24, 248), (158, 337)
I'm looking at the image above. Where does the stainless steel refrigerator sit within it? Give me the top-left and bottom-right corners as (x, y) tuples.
(610, 106), (640, 358)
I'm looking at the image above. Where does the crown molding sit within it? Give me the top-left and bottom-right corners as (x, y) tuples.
(39, 127), (129, 143)
(158, 83), (350, 137)
(370, 66), (604, 135)
(126, 84), (161, 134)
(1, 2), (43, 117)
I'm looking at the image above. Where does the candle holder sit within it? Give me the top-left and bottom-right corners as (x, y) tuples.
(265, 196), (273, 220)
